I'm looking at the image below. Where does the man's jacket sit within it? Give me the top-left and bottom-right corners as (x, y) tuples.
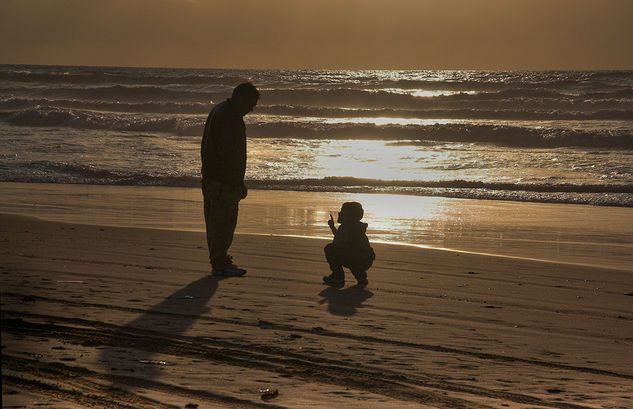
(201, 99), (247, 187)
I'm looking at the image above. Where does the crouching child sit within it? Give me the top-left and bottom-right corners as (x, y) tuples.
(323, 202), (375, 287)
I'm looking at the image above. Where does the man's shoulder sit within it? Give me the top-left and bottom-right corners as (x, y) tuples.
(212, 99), (238, 118)
(210, 99), (228, 115)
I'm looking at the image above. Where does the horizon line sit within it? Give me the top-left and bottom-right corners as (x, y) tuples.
(2, 62), (633, 73)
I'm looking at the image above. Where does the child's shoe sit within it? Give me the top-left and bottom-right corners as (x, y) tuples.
(323, 274), (344, 286)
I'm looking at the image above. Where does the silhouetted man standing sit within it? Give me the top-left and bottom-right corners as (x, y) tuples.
(201, 82), (259, 276)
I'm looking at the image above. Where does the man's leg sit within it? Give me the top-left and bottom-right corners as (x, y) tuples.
(203, 189), (239, 270)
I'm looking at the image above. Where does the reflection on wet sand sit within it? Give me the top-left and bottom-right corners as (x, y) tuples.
(1, 182), (631, 271)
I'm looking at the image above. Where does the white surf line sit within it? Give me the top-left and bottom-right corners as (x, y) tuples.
(242, 232), (631, 272)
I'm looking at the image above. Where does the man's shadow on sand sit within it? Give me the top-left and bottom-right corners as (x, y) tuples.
(98, 275), (228, 381)
(318, 285), (373, 316)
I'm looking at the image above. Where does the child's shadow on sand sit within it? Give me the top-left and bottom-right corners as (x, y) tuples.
(318, 285), (373, 316)
(99, 275), (227, 381)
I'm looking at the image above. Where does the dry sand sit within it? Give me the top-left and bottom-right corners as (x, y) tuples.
(2, 210), (633, 408)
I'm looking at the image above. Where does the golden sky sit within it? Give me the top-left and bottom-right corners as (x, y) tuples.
(2, 0), (632, 70)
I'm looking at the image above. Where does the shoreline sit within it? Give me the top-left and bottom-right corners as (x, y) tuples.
(2, 181), (632, 271)
(3, 173), (633, 209)
(4, 212), (628, 272)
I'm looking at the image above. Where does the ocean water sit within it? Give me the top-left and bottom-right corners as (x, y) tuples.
(1, 64), (633, 207)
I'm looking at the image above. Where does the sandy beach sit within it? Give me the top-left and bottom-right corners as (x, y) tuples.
(2, 184), (633, 408)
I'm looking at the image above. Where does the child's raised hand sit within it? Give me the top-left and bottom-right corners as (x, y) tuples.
(328, 212), (337, 235)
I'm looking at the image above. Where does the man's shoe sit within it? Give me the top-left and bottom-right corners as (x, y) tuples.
(211, 264), (247, 277)
(322, 274), (344, 286)
(355, 278), (369, 288)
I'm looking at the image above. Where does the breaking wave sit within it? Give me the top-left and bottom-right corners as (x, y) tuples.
(4, 107), (633, 149)
(2, 161), (201, 186)
(4, 84), (221, 103)
(3, 98), (632, 120)
(259, 88), (633, 109)
(3, 84), (632, 110)
(0, 97), (211, 114)
(3, 163), (631, 207)
(257, 105), (633, 120)
(4, 107), (202, 135)
(249, 122), (633, 149)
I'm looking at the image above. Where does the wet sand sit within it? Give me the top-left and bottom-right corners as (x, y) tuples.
(2, 182), (632, 271)
(2, 199), (633, 407)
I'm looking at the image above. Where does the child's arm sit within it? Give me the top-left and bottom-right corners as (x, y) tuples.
(332, 224), (349, 247)
(328, 214), (337, 235)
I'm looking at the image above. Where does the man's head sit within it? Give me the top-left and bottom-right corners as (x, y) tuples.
(230, 82), (259, 116)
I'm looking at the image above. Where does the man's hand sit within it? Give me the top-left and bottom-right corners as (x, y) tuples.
(238, 182), (248, 200)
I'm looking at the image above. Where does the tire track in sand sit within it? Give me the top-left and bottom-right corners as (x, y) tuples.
(3, 292), (632, 380)
(2, 356), (289, 409)
(2, 313), (596, 409)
